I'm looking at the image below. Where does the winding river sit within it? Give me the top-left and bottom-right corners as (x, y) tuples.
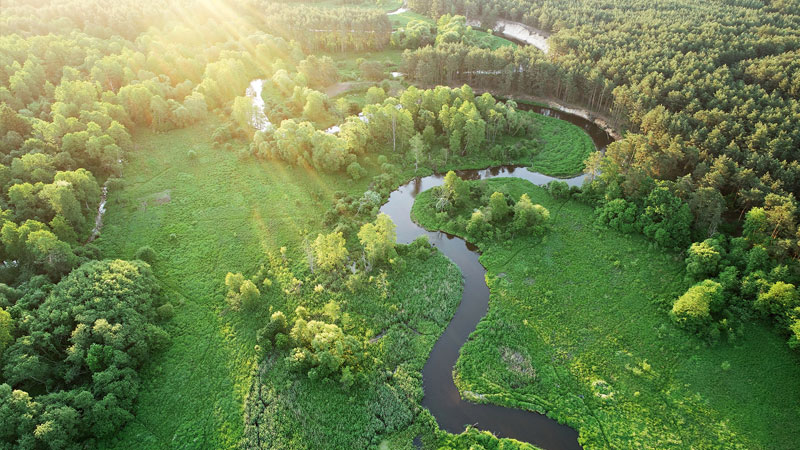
(379, 107), (612, 450)
(244, 8), (615, 445)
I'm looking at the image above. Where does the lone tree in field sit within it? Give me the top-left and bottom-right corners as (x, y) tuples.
(358, 213), (397, 266)
(311, 231), (348, 273)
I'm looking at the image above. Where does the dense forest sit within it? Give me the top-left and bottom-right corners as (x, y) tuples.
(1, 0), (799, 448)
(402, 0), (800, 349)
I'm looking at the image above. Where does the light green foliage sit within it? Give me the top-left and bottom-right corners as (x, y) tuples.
(756, 282), (799, 320)
(512, 193), (550, 235)
(488, 191), (510, 223)
(358, 213), (397, 265)
(365, 86), (388, 105)
(413, 177), (800, 449)
(239, 280), (261, 311)
(0, 308), (11, 357)
(312, 231), (349, 273)
(672, 280), (723, 332)
(391, 19), (436, 48)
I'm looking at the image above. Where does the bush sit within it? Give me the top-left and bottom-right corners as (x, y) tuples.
(347, 161), (366, 180)
(239, 280), (261, 311)
(157, 302), (175, 320)
(671, 279), (723, 335)
(596, 198), (638, 234)
(134, 246), (157, 263)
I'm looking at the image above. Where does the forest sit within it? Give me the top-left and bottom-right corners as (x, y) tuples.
(0, 0), (798, 449)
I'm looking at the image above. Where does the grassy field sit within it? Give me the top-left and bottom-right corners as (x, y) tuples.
(94, 118), (384, 448)
(529, 113), (595, 177)
(412, 178), (800, 449)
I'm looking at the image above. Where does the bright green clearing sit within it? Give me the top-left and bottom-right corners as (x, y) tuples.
(528, 113), (595, 177)
(412, 178), (800, 449)
(94, 119), (385, 448)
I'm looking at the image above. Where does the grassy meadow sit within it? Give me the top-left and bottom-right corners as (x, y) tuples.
(93, 118), (384, 448)
(412, 178), (800, 449)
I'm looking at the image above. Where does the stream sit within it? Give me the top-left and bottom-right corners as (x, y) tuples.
(378, 107), (611, 449)
(243, 9), (615, 443)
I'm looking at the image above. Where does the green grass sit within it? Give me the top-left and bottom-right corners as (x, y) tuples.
(94, 118), (384, 448)
(412, 178), (800, 449)
(243, 247), (465, 449)
(388, 10), (432, 29)
(529, 113), (595, 177)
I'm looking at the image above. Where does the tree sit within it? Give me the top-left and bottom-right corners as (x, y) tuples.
(639, 185), (692, 250)
(302, 91), (328, 124)
(232, 96), (255, 131)
(409, 132), (426, 172)
(671, 280), (723, 335)
(358, 213), (397, 266)
(365, 86), (387, 105)
(685, 239), (723, 281)
(512, 193), (550, 235)
(239, 280), (261, 311)
(312, 232), (348, 273)
(0, 308), (12, 358)
(488, 191), (510, 223)
(441, 171), (469, 208)
(0, 260), (167, 447)
(756, 282), (798, 321)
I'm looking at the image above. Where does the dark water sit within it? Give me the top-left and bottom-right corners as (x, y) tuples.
(379, 108), (614, 449)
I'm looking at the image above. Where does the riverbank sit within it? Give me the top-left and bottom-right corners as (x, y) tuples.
(411, 177), (800, 449)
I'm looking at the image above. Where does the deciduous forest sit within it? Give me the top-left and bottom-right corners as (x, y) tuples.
(1, 0), (798, 449)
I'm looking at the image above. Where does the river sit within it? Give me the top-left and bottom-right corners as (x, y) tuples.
(377, 106), (611, 449)
(244, 16), (615, 445)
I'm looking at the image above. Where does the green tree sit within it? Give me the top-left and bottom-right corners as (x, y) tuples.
(358, 213), (397, 266)
(671, 279), (723, 335)
(239, 280), (261, 311)
(312, 232), (348, 273)
(488, 191), (510, 223)
(685, 239), (723, 281)
(0, 308), (12, 358)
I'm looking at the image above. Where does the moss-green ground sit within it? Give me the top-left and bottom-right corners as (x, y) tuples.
(412, 178), (800, 449)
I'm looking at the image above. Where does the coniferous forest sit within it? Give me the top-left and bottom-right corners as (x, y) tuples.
(1, 0), (799, 449)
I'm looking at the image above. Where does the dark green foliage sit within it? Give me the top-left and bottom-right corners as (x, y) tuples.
(0, 260), (167, 449)
(639, 185), (692, 250)
(595, 198), (638, 234)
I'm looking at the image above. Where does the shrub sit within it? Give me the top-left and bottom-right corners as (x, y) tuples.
(134, 246), (157, 263)
(347, 161), (366, 180)
(596, 198), (638, 234)
(239, 280), (261, 310)
(157, 302), (175, 320)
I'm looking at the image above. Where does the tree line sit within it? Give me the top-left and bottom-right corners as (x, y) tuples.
(253, 1), (392, 52)
(402, 0), (800, 350)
